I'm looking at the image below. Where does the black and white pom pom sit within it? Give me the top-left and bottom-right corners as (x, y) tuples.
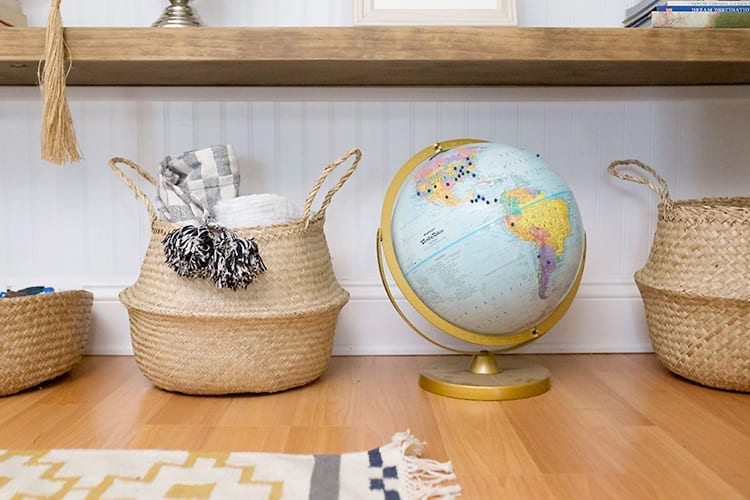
(209, 227), (267, 290)
(162, 224), (215, 279)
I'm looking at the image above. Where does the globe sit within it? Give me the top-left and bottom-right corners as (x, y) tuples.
(377, 139), (586, 400)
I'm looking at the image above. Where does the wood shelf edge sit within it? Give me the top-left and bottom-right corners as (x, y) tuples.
(1, 27), (749, 86)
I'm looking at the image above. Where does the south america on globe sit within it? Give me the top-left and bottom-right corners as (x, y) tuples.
(388, 141), (585, 336)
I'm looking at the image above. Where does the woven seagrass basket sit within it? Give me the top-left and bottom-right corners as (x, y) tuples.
(0, 290), (93, 396)
(109, 149), (360, 395)
(609, 160), (749, 392)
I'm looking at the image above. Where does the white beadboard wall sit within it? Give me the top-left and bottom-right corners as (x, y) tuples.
(16, 0), (638, 28)
(1, 1), (749, 356)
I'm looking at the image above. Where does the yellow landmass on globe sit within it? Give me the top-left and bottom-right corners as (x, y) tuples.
(502, 188), (570, 257)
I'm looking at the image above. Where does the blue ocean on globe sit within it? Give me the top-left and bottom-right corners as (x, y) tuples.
(390, 142), (585, 335)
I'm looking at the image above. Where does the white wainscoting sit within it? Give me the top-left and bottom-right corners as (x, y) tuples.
(82, 281), (650, 356)
(2, 86), (748, 355)
(2, 0), (749, 355)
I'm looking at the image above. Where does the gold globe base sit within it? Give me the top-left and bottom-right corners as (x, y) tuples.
(419, 351), (550, 400)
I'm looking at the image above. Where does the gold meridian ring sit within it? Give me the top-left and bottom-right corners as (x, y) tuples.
(378, 138), (586, 348)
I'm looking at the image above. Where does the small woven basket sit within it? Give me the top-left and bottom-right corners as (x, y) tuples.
(609, 160), (749, 392)
(109, 149), (360, 395)
(0, 290), (93, 396)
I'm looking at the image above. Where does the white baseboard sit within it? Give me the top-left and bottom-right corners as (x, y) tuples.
(84, 281), (653, 356)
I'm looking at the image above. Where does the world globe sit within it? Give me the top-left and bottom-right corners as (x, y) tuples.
(377, 139), (586, 400)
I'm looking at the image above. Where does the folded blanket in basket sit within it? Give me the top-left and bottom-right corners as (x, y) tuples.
(156, 145), (240, 223)
(214, 194), (301, 228)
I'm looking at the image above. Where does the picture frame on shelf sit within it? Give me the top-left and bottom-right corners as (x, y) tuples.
(354, 0), (517, 26)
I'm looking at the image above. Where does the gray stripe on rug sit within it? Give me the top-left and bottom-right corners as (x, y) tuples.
(310, 454), (341, 500)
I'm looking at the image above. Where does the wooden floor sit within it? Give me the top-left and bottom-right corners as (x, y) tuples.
(0, 354), (748, 499)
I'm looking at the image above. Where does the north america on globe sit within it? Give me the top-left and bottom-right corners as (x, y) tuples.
(390, 142), (584, 335)
(414, 147), (479, 206)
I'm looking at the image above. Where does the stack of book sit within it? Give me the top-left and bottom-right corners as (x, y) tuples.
(0, 0), (26, 27)
(653, 1), (750, 27)
(624, 0), (666, 27)
(624, 0), (750, 27)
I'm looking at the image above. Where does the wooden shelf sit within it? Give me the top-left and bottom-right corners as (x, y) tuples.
(1, 27), (749, 86)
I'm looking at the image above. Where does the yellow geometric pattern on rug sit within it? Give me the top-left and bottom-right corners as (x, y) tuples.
(93, 452), (284, 499)
(0, 432), (461, 499)
(0, 450), (79, 498)
(0, 450), (286, 499)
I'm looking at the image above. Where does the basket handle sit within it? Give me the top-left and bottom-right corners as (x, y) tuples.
(108, 157), (158, 223)
(302, 148), (362, 226)
(607, 159), (671, 204)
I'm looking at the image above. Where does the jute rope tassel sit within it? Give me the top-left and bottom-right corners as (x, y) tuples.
(38, 0), (81, 164)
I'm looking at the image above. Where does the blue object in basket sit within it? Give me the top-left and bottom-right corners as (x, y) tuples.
(0, 286), (55, 299)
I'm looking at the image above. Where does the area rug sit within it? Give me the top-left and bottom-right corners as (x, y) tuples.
(0, 430), (460, 499)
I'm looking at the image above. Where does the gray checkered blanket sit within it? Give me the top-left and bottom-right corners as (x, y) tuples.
(156, 145), (240, 223)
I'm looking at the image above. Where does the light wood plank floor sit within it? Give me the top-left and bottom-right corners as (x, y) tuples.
(0, 354), (747, 499)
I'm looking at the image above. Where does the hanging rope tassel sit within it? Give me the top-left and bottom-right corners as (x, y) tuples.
(38, 0), (81, 164)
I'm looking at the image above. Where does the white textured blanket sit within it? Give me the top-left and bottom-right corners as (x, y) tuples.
(214, 194), (301, 228)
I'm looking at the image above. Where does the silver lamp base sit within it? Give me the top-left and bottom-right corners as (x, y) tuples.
(152, 0), (205, 27)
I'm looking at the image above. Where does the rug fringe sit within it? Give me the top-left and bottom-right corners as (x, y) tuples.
(392, 430), (462, 500)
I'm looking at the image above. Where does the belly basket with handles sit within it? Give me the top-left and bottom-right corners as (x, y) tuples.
(609, 159), (748, 392)
(108, 149), (361, 395)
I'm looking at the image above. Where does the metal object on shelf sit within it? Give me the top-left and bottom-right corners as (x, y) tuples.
(152, 0), (205, 28)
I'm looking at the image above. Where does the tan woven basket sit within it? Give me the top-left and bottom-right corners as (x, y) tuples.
(609, 160), (749, 392)
(109, 149), (360, 395)
(0, 290), (93, 396)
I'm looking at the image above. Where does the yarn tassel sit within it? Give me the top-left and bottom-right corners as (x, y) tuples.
(210, 227), (266, 290)
(392, 430), (462, 499)
(38, 0), (81, 164)
(162, 223), (266, 289)
(162, 224), (215, 279)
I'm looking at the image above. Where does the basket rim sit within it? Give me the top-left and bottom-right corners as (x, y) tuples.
(657, 197), (750, 225)
(119, 288), (349, 320)
(150, 212), (327, 237)
(635, 277), (750, 304)
(662, 196), (750, 207)
(0, 289), (93, 305)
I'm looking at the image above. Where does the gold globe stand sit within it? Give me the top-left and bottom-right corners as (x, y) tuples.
(377, 228), (585, 401)
(377, 139), (586, 401)
(419, 352), (550, 401)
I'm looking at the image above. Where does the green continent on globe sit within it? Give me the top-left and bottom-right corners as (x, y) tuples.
(500, 187), (571, 299)
(414, 148), (478, 206)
